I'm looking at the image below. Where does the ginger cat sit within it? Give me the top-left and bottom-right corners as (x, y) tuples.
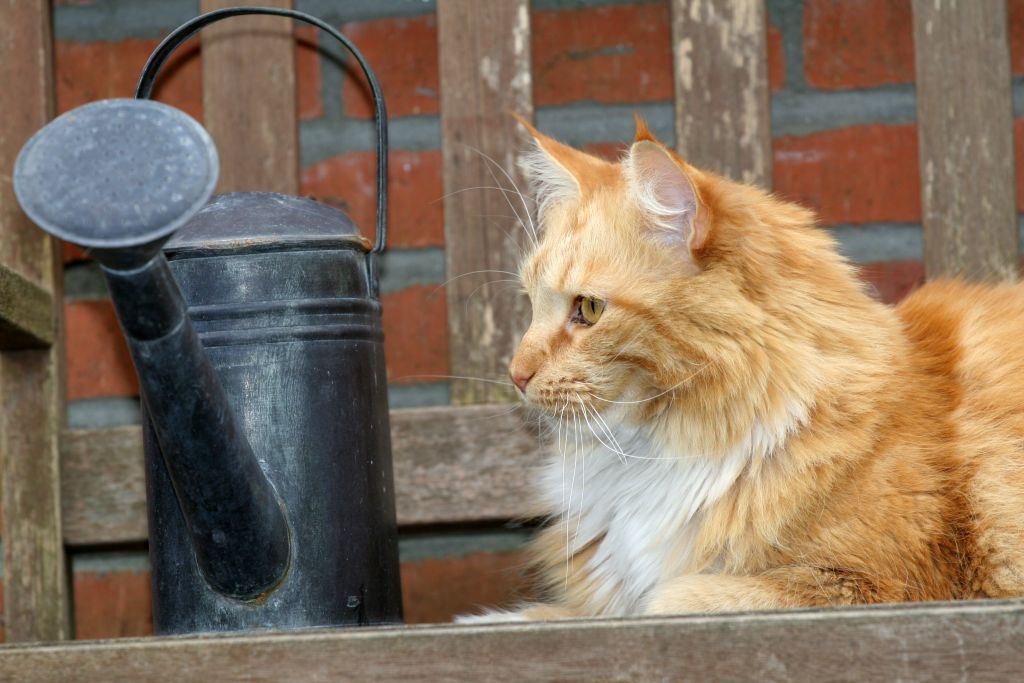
(462, 118), (1024, 622)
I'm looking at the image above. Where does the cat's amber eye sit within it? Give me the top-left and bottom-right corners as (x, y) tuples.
(574, 296), (606, 325)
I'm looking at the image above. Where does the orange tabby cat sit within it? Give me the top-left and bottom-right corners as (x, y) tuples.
(461, 117), (1024, 622)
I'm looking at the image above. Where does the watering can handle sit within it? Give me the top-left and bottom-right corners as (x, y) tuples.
(135, 6), (389, 254)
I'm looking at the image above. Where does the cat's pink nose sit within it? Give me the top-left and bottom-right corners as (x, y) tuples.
(511, 370), (534, 393)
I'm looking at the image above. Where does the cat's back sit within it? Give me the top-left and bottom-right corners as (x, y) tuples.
(895, 279), (1024, 598)
(896, 279), (1024, 404)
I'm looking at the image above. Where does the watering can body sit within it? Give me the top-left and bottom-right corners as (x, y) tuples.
(146, 193), (401, 634)
(13, 8), (405, 635)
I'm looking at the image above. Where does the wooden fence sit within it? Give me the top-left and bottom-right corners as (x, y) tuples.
(1, 0), (1022, 679)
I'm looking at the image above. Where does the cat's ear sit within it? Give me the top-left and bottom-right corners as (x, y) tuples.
(514, 115), (585, 220)
(624, 137), (707, 257)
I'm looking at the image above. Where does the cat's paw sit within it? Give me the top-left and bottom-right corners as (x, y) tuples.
(454, 609), (531, 625)
(454, 604), (577, 623)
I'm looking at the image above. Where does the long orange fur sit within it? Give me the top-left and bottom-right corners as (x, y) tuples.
(468, 119), (1024, 620)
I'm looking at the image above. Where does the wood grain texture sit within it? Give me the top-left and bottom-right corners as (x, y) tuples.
(671, 0), (772, 188)
(1, 350), (70, 642)
(61, 404), (546, 545)
(0, 261), (54, 349)
(438, 0), (533, 404)
(59, 427), (148, 547)
(200, 0), (299, 194)
(0, 0), (70, 642)
(1, 599), (1022, 681)
(912, 0), (1019, 281)
(0, 0), (55, 291)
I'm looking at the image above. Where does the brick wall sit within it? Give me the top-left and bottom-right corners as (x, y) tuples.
(19, 0), (1024, 638)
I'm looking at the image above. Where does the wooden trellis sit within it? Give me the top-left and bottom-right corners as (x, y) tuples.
(1, 0), (1021, 679)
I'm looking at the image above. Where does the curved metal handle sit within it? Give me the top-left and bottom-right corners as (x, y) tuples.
(135, 6), (389, 253)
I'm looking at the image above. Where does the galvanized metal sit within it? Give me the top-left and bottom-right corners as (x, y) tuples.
(12, 99), (218, 269)
(147, 192), (400, 633)
(13, 7), (402, 636)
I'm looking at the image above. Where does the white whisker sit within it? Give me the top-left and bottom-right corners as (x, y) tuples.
(397, 373), (514, 387)
(433, 185), (537, 204)
(577, 396), (627, 464)
(465, 279), (523, 309)
(590, 366), (707, 406)
(458, 142), (540, 248)
(609, 330), (645, 363)
(430, 269), (520, 297)
(565, 408), (581, 589)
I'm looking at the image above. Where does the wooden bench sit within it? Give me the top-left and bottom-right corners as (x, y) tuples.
(1, 1), (1021, 679)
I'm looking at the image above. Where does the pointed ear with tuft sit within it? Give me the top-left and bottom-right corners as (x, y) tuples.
(513, 114), (584, 223)
(625, 139), (707, 260)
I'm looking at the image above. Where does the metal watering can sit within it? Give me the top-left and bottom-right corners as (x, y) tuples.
(12, 8), (402, 635)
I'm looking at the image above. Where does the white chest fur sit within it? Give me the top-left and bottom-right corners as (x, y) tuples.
(539, 422), (756, 615)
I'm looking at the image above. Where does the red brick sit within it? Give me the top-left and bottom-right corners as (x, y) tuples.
(858, 260), (924, 304)
(533, 3), (672, 107)
(65, 300), (138, 400)
(803, 0), (914, 89)
(1016, 118), (1024, 212)
(1011, 0), (1024, 76)
(342, 15), (439, 119)
(56, 39), (203, 121)
(301, 150), (444, 248)
(295, 25), (323, 120)
(773, 124), (921, 225)
(73, 569), (153, 640)
(767, 21), (786, 91)
(63, 241), (89, 264)
(401, 550), (531, 624)
(382, 285), (448, 384)
(582, 141), (628, 161)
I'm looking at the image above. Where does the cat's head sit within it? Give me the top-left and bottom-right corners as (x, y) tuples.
(509, 117), (858, 447)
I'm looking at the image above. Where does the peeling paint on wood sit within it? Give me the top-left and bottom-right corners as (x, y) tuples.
(438, 0), (533, 405)
(0, 0), (71, 643)
(911, 0), (1019, 281)
(200, 0), (300, 195)
(671, 0), (771, 188)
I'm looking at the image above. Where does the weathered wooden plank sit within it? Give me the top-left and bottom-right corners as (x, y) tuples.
(0, 4), (54, 292)
(912, 0), (1019, 281)
(1, 350), (69, 641)
(1, 599), (1022, 682)
(438, 0), (533, 404)
(200, 0), (299, 194)
(0, 0), (71, 642)
(0, 261), (54, 349)
(59, 426), (148, 547)
(671, 0), (771, 188)
(61, 404), (546, 545)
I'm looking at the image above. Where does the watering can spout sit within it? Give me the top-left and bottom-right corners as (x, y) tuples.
(13, 99), (290, 601)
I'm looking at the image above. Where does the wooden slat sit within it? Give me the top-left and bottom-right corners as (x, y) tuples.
(200, 0), (299, 194)
(912, 0), (1019, 281)
(0, 261), (54, 349)
(1, 600), (1023, 681)
(438, 0), (533, 404)
(59, 427), (147, 547)
(0, 0), (70, 642)
(61, 405), (545, 545)
(671, 0), (771, 188)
